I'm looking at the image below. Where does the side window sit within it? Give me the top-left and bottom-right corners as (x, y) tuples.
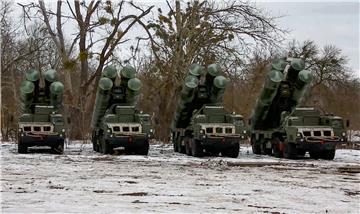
(206, 127), (213, 134)
(225, 128), (233, 134)
(132, 127), (140, 132)
(43, 126), (51, 132)
(216, 127), (223, 134)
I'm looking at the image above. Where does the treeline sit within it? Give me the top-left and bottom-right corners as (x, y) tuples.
(1, 1), (359, 141)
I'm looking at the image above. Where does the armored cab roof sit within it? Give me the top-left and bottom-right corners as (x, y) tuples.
(292, 107), (320, 117)
(201, 105), (226, 115)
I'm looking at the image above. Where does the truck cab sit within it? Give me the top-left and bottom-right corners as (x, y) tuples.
(280, 108), (346, 159)
(18, 105), (65, 154)
(92, 105), (153, 155)
(180, 105), (246, 157)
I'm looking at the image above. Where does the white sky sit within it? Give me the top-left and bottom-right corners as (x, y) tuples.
(257, 1), (359, 77)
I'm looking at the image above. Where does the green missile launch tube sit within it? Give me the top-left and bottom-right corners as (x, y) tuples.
(174, 75), (199, 127)
(25, 69), (40, 96)
(102, 65), (118, 81)
(250, 68), (284, 129)
(126, 78), (142, 105)
(91, 77), (114, 128)
(210, 75), (228, 103)
(286, 58), (305, 83)
(44, 69), (58, 83)
(189, 63), (205, 77)
(25, 69), (40, 82)
(259, 70), (284, 103)
(292, 70), (313, 105)
(44, 69), (58, 97)
(181, 75), (198, 102)
(49, 81), (64, 110)
(271, 59), (287, 71)
(206, 63), (221, 87)
(19, 80), (35, 114)
(120, 65), (136, 88)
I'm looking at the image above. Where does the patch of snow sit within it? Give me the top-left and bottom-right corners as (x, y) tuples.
(1, 143), (359, 213)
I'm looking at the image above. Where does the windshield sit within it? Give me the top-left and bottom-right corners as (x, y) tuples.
(234, 118), (244, 126)
(331, 119), (344, 129)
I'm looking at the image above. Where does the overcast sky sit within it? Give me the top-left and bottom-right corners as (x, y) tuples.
(256, 1), (359, 77)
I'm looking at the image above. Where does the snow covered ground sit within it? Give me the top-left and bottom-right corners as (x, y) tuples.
(1, 142), (359, 213)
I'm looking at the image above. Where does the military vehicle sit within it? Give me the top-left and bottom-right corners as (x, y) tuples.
(18, 69), (66, 154)
(171, 63), (247, 158)
(91, 65), (153, 155)
(249, 58), (347, 160)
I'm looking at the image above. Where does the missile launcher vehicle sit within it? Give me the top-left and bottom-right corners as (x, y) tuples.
(91, 66), (153, 155)
(249, 58), (348, 159)
(171, 64), (247, 158)
(18, 69), (66, 154)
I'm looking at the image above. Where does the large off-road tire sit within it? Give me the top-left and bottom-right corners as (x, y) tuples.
(191, 140), (203, 157)
(271, 137), (283, 158)
(18, 143), (28, 154)
(185, 141), (192, 156)
(222, 143), (239, 158)
(101, 140), (112, 154)
(283, 143), (297, 159)
(53, 141), (64, 154)
(137, 140), (149, 155)
(297, 149), (306, 157)
(321, 149), (336, 160)
(179, 145), (186, 154)
(309, 151), (320, 159)
(261, 139), (272, 155)
(206, 148), (220, 156)
(251, 136), (261, 155)
(173, 141), (179, 152)
(94, 142), (100, 152)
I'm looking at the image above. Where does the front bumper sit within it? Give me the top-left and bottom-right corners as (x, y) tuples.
(19, 134), (64, 147)
(105, 135), (148, 149)
(200, 135), (240, 149)
(295, 137), (342, 151)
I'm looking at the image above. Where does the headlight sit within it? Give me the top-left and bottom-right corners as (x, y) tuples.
(202, 135), (206, 139)
(342, 132), (346, 137)
(21, 134), (24, 137)
(60, 134), (63, 137)
(107, 129), (111, 133)
(18, 128), (22, 132)
(150, 129), (153, 133)
(110, 134), (113, 138)
(241, 136), (244, 139)
(297, 133), (301, 137)
(200, 130), (204, 134)
(243, 130), (247, 134)
(147, 134), (151, 138)
(61, 129), (65, 132)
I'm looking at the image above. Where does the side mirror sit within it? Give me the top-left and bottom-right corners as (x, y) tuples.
(346, 120), (350, 128)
